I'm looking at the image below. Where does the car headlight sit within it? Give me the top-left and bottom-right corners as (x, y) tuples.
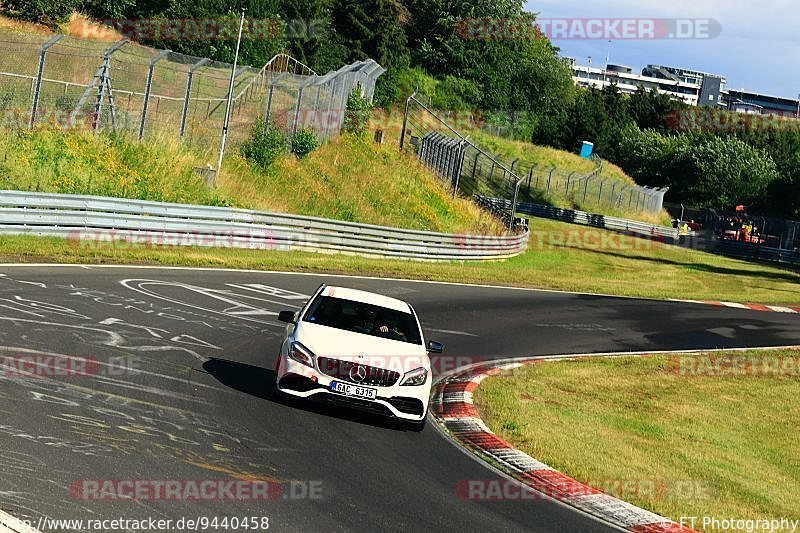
(400, 367), (428, 386)
(288, 341), (315, 368)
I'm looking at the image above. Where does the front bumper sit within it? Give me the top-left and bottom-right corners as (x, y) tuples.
(276, 356), (430, 421)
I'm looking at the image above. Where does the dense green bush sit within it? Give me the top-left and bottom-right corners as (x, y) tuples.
(4, 0), (79, 26)
(342, 89), (372, 136)
(616, 125), (781, 208)
(240, 120), (288, 169)
(291, 128), (318, 158)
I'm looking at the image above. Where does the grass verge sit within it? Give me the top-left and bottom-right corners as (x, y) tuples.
(0, 128), (501, 234)
(1, 216), (799, 304)
(472, 350), (800, 528)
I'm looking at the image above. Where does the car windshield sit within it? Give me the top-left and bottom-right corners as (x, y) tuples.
(303, 295), (422, 345)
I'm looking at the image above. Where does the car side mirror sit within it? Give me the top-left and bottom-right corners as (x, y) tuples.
(278, 311), (296, 324)
(427, 340), (444, 354)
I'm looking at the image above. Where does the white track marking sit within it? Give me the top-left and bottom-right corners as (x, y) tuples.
(0, 263), (793, 309)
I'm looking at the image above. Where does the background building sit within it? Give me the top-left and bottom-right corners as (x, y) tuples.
(567, 58), (799, 117)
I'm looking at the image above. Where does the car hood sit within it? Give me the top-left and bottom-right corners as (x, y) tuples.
(295, 322), (429, 373)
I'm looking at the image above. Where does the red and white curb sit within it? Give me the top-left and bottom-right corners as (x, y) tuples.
(431, 357), (693, 533)
(670, 299), (800, 314)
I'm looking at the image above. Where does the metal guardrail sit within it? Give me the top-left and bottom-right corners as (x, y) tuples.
(0, 191), (529, 261)
(480, 195), (800, 267)
(704, 240), (800, 266)
(476, 195), (678, 241)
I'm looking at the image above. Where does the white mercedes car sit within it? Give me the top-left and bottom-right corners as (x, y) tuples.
(274, 284), (443, 430)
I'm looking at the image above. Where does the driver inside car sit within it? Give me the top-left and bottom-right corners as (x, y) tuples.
(373, 313), (407, 342)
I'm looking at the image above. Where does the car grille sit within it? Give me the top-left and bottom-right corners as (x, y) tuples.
(317, 357), (400, 387)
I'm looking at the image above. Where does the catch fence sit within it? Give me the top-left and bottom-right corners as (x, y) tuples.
(400, 95), (666, 216)
(0, 31), (384, 162)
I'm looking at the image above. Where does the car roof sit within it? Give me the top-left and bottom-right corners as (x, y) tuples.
(320, 285), (412, 314)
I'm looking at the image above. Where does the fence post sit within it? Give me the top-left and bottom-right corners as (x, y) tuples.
(598, 179), (604, 202)
(264, 72), (286, 126)
(337, 70), (356, 132)
(565, 171), (576, 196)
(509, 179), (522, 231)
(322, 78), (335, 139)
(292, 89), (303, 136)
(583, 177), (590, 203)
(547, 167), (556, 193)
(293, 78), (317, 136)
(29, 35), (63, 129)
(470, 151), (480, 186)
(453, 139), (467, 197)
(400, 93), (415, 150)
(139, 49), (170, 140)
(527, 167), (533, 194)
(180, 58), (209, 138)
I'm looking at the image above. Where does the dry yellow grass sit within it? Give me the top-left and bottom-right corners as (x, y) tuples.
(0, 13), (121, 40)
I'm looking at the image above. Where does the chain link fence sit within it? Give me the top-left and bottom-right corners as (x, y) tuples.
(0, 31), (384, 161)
(400, 95), (666, 217)
(514, 159), (668, 214)
(400, 95), (527, 230)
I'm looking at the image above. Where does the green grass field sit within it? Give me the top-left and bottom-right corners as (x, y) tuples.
(2, 216), (799, 305)
(473, 350), (800, 529)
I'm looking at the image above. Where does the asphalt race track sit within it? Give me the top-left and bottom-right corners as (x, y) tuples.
(1, 265), (799, 533)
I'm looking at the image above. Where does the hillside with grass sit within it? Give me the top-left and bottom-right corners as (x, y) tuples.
(467, 128), (672, 226)
(0, 128), (502, 235)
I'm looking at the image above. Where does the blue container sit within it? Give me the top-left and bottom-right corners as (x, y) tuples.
(579, 141), (594, 159)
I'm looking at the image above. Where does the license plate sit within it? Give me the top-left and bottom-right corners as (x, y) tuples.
(330, 381), (377, 400)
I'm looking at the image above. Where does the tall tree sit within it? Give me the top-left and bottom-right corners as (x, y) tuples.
(331, 0), (410, 68)
(279, 0), (346, 72)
